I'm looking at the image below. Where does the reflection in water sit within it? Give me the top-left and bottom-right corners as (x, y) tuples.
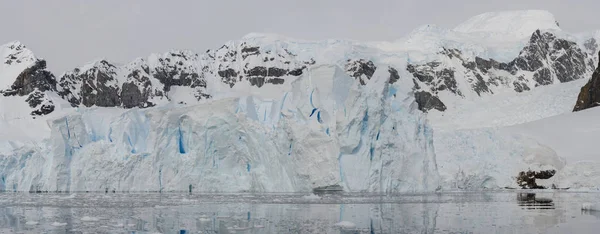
(0, 192), (598, 233)
(517, 193), (555, 210)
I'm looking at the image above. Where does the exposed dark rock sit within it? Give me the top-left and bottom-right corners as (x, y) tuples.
(249, 77), (265, 87)
(513, 81), (531, 93)
(533, 68), (553, 86)
(121, 82), (145, 108)
(268, 78), (285, 85)
(414, 91), (446, 112)
(407, 64), (435, 83)
(241, 46), (260, 59)
(574, 52), (600, 112)
(31, 104), (55, 116)
(218, 68), (238, 88)
(345, 59), (376, 85)
(247, 66), (267, 77)
(472, 74), (491, 96)
(24, 90), (55, 116)
(288, 67), (304, 76)
(407, 61), (461, 101)
(0, 59), (57, 116)
(516, 169), (556, 189)
(268, 67), (288, 77)
(552, 52), (587, 83)
(153, 68), (193, 93)
(2, 60), (56, 96)
(406, 30), (593, 112)
(25, 91), (44, 108)
(388, 67), (399, 84)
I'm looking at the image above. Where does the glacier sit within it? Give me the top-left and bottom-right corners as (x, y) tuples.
(0, 65), (440, 193)
(2, 10), (600, 193)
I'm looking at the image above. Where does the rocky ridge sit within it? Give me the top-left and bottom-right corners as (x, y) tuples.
(1, 20), (599, 116)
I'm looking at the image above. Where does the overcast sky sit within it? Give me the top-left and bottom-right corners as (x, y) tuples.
(1, 0), (599, 73)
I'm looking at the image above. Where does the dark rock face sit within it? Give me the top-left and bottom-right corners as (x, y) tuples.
(58, 60), (121, 107)
(574, 52), (600, 112)
(152, 51), (207, 95)
(121, 82), (146, 108)
(24, 90), (55, 116)
(532, 68), (552, 86)
(211, 42), (309, 88)
(121, 65), (155, 108)
(345, 59), (376, 85)
(406, 60), (459, 111)
(58, 51), (211, 109)
(388, 67), (400, 84)
(218, 68), (238, 88)
(516, 169), (556, 189)
(0, 59), (58, 116)
(407, 30), (594, 112)
(2, 60), (56, 96)
(414, 91), (446, 112)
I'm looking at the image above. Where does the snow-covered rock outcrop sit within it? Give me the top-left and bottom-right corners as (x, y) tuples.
(0, 41), (58, 116)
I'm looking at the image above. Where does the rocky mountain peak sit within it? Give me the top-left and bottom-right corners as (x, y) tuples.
(407, 30), (594, 112)
(209, 39), (311, 88)
(0, 41), (58, 116)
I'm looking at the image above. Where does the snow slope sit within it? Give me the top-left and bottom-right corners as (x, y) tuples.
(454, 10), (561, 39)
(0, 41), (37, 90)
(429, 71), (600, 190)
(506, 107), (600, 189)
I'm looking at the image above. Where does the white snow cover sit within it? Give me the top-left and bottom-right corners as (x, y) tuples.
(1, 10), (600, 192)
(0, 41), (37, 90)
(430, 76), (600, 190)
(454, 10), (561, 39)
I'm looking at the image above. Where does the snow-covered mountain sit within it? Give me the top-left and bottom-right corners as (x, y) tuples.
(1, 10), (600, 192)
(0, 41), (58, 117)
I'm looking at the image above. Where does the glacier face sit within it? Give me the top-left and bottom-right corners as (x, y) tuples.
(2, 10), (600, 192)
(0, 65), (440, 193)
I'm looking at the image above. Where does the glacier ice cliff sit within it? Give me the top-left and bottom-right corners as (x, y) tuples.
(0, 65), (440, 193)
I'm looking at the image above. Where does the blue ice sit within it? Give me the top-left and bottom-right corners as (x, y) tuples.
(178, 126), (186, 154)
(310, 108), (317, 117)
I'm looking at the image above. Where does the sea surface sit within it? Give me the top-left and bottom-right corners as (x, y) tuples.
(0, 191), (599, 233)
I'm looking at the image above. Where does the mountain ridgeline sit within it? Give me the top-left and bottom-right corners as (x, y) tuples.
(1, 29), (599, 116)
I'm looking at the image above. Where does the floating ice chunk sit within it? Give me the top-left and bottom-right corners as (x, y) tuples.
(81, 216), (100, 222)
(51, 222), (67, 226)
(198, 217), (211, 222)
(302, 194), (321, 200)
(60, 193), (77, 199)
(334, 221), (356, 229)
(582, 203), (600, 211)
(25, 221), (38, 225)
